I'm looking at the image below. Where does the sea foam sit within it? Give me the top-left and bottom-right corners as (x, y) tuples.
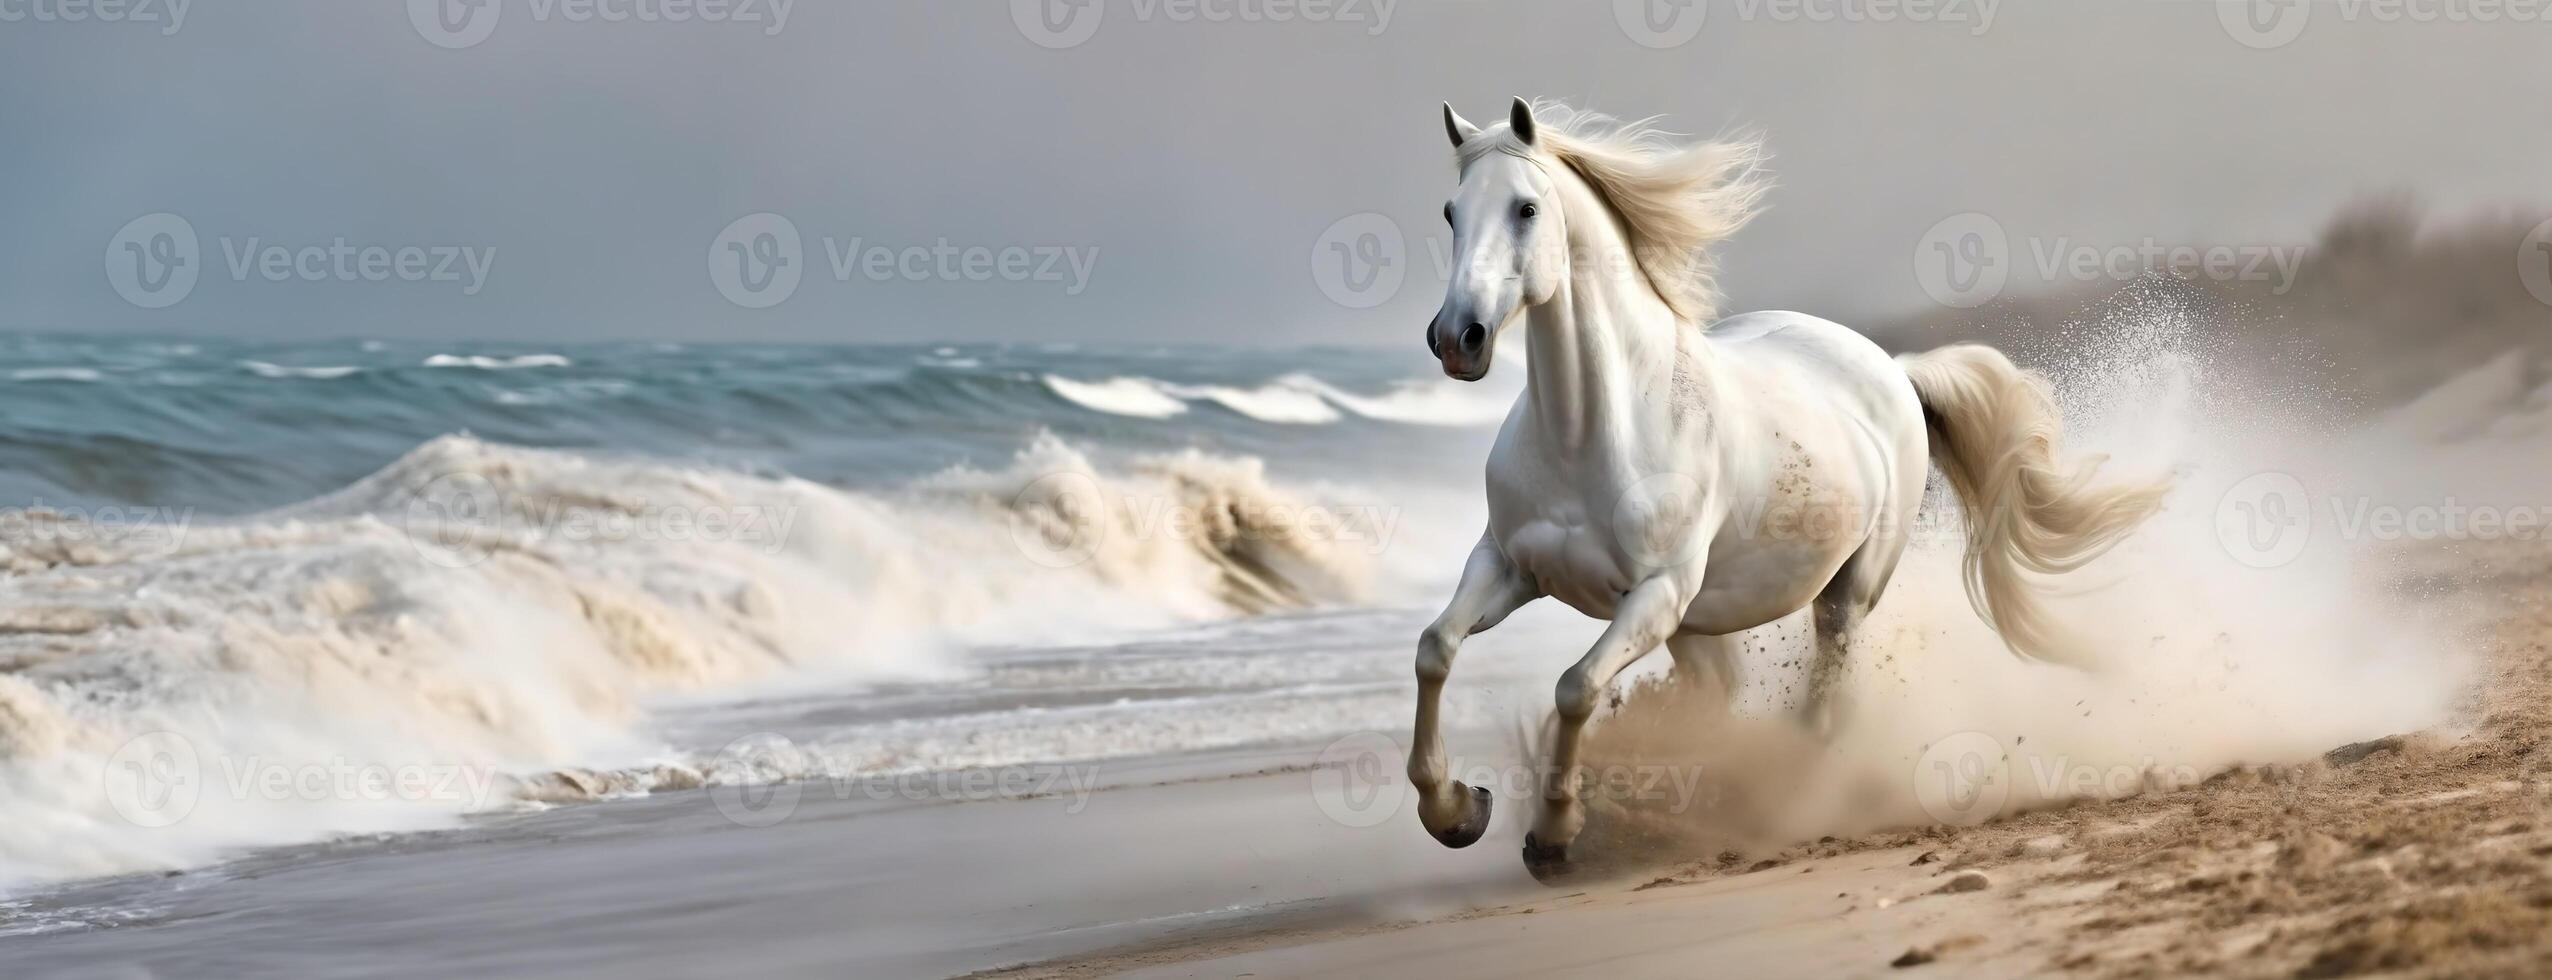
(0, 433), (1416, 887)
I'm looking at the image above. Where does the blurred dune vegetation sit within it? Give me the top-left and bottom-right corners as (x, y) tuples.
(1881, 200), (2552, 416)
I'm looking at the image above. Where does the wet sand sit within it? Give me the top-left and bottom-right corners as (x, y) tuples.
(1, 746), (1541, 979)
(997, 543), (2552, 979)
(13, 544), (2551, 979)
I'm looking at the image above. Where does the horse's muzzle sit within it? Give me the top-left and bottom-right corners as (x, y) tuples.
(1428, 319), (1493, 382)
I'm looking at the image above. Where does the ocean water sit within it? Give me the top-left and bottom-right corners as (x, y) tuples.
(0, 334), (1540, 891)
(5, 321), (2536, 971)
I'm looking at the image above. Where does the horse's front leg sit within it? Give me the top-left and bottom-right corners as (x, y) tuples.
(1411, 539), (1539, 849)
(1524, 573), (1696, 880)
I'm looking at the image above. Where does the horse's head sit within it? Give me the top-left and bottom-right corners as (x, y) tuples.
(1429, 98), (1570, 382)
(1426, 100), (1773, 383)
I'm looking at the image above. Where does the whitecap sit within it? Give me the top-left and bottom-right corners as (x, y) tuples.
(1045, 371), (1510, 427)
(1162, 379), (1343, 425)
(1282, 374), (1516, 427)
(9, 368), (101, 383)
(241, 360), (364, 380)
(1041, 375), (1188, 418)
(422, 354), (573, 370)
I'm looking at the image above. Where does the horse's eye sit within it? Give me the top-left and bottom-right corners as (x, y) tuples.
(1519, 202), (1538, 219)
(1443, 204), (1454, 225)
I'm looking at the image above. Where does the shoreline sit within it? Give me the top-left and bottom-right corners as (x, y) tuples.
(989, 544), (2552, 978)
(0, 741), (1534, 978)
(9, 547), (2549, 978)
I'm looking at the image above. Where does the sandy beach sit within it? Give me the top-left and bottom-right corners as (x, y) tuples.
(3, 738), (1546, 979)
(991, 542), (2552, 980)
(6, 538), (2540, 980)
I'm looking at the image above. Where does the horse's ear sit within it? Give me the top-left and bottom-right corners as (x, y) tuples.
(1509, 97), (1538, 146)
(1442, 102), (1482, 148)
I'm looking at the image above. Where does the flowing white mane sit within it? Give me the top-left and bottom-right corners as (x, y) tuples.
(1453, 99), (1771, 323)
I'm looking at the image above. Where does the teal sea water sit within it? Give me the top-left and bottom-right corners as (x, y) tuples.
(0, 333), (1539, 890)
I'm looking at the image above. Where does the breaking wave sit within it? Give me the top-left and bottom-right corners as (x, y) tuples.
(1040, 372), (1512, 427)
(0, 432), (1430, 887)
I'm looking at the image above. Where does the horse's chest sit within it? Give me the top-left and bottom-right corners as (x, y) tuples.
(1489, 492), (1647, 616)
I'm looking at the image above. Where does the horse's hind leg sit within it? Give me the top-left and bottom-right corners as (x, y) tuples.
(1524, 575), (1690, 881)
(1666, 632), (1741, 713)
(1802, 543), (1897, 739)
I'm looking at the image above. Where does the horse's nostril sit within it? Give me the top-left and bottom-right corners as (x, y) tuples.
(1460, 323), (1487, 353)
(1426, 326), (1443, 357)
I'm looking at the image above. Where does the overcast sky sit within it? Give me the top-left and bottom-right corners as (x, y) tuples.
(4, 1), (2546, 346)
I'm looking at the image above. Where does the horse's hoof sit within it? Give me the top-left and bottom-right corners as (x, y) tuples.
(1521, 832), (1574, 883)
(1428, 783), (1494, 849)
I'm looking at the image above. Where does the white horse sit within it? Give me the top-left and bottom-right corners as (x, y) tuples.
(1409, 99), (2169, 879)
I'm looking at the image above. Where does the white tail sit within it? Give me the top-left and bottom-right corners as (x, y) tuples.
(1898, 345), (2170, 667)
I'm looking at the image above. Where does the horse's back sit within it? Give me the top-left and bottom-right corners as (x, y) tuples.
(1705, 310), (1917, 417)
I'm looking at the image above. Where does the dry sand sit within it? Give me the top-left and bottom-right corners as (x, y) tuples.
(988, 539), (2552, 979)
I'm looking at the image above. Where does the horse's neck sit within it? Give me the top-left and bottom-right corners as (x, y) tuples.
(1523, 200), (1691, 461)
